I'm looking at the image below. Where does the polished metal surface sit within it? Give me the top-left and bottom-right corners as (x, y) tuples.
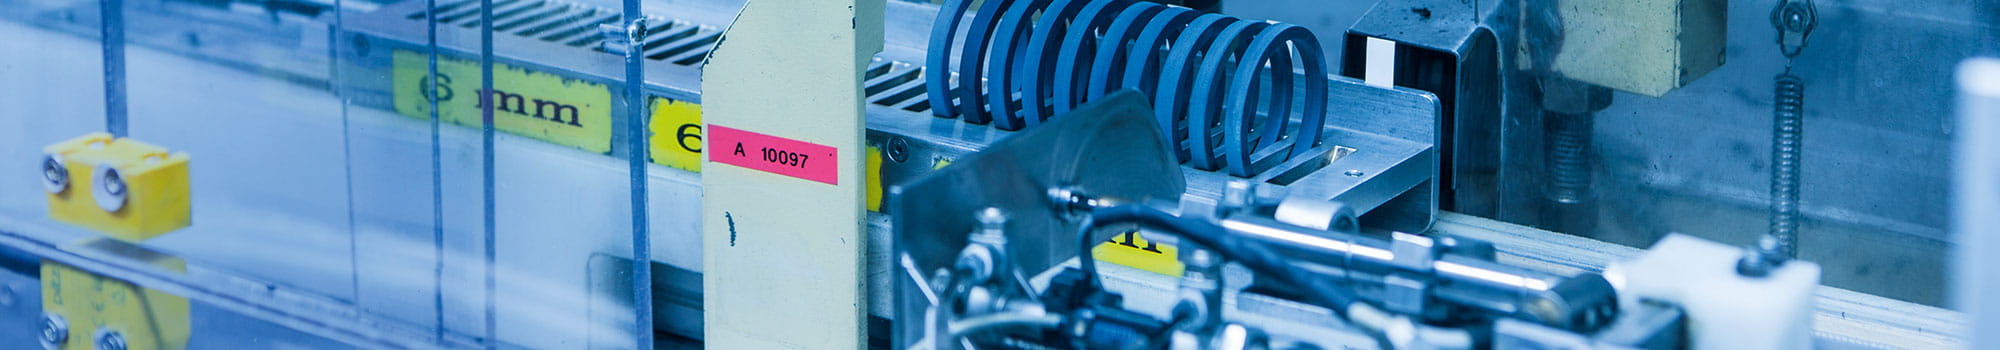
(891, 91), (1187, 281)
(890, 92), (1188, 349)
(1341, 0), (1500, 218)
(1219, 214), (1612, 330)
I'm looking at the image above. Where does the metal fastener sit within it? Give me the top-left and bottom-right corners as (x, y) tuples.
(95, 328), (126, 350)
(38, 313), (67, 349)
(886, 137), (911, 163)
(42, 155), (67, 194)
(94, 165), (128, 212)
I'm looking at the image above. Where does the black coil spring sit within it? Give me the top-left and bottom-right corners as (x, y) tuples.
(925, 0), (1332, 178)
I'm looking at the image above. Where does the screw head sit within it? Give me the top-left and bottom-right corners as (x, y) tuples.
(41, 155), (67, 194)
(886, 138), (911, 163)
(38, 313), (67, 349)
(94, 165), (128, 212)
(94, 329), (126, 350)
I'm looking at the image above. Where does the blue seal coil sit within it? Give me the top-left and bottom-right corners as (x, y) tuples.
(1185, 20), (1275, 172)
(1082, 3), (1170, 102)
(953, 0), (1019, 125)
(924, 0), (976, 118)
(1015, 0), (1107, 128)
(1154, 14), (1238, 166)
(924, 0), (1332, 178)
(983, 0), (1056, 130)
(1229, 24), (1326, 176)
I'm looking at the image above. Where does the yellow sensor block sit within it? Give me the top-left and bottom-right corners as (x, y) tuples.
(40, 239), (191, 350)
(43, 133), (192, 241)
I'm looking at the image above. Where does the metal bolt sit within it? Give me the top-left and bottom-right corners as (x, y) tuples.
(38, 313), (67, 349)
(1184, 248), (1218, 270)
(930, 268), (953, 295)
(42, 155), (67, 194)
(95, 329), (126, 350)
(886, 137), (911, 163)
(95, 166), (128, 212)
(977, 207), (1007, 232)
(974, 207), (1008, 245)
(1737, 235), (1789, 277)
(598, 18), (649, 55)
(103, 172), (124, 196)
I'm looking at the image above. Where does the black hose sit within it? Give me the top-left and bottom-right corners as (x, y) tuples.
(1075, 205), (1362, 317)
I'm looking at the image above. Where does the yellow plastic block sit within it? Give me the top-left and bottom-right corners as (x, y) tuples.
(41, 239), (190, 350)
(44, 133), (192, 241)
(1093, 231), (1183, 276)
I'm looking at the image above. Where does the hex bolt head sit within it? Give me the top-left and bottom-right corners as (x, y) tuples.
(94, 166), (128, 213)
(94, 329), (126, 350)
(38, 313), (67, 349)
(41, 155), (67, 194)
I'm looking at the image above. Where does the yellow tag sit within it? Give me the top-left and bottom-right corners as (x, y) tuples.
(42, 244), (189, 350)
(392, 50), (613, 153)
(1092, 231), (1182, 275)
(648, 97), (706, 172)
(866, 146), (884, 212)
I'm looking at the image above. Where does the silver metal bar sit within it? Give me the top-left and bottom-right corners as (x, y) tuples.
(538, 12), (618, 42)
(872, 80), (928, 106)
(101, 0), (126, 137)
(491, 3), (571, 32)
(437, 0), (509, 23)
(643, 30), (720, 60)
(502, 5), (584, 35)
(457, 0), (542, 28)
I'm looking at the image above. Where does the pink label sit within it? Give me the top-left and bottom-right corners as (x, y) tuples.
(705, 124), (839, 185)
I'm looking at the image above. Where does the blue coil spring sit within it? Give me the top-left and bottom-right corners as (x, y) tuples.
(926, 0), (1330, 177)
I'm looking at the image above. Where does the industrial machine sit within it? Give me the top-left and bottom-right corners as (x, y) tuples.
(0, 0), (1991, 349)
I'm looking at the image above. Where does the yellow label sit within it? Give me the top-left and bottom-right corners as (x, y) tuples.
(866, 146), (884, 212)
(1093, 231), (1182, 275)
(648, 97), (706, 172)
(392, 50), (613, 153)
(43, 259), (190, 350)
